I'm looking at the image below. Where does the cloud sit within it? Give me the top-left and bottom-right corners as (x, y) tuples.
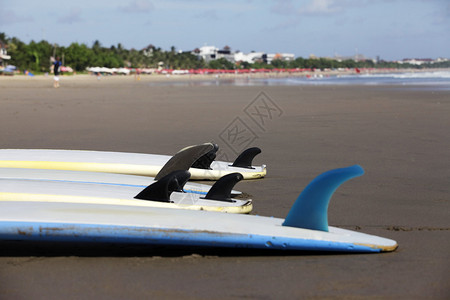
(0, 9), (33, 26)
(433, 2), (450, 25)
(269, 0), (352, 20)
(194, 9), (219, 20)
(120, 0), (154, 13)
(298, 0), (343, 15)
(58, 7), (83, 24)
(266, 17), (302, 31)
(270, 0), (296, 16)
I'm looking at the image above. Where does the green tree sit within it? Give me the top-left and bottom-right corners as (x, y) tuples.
(3, 31), (448, 74)
(271, 59), (287, 68)
(64, 42), (92, 71)
(208, 58), (235, 69)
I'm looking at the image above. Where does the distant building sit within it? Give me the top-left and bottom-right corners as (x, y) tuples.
(0, 40), (11, 67)
(142, 44), (155, 57)
(234, 51), (266, 64)
(266, 53), (295, 64)
(435, 57), (449, 63)
(194, 45), (219, 63)
(217, 45), (235, 63)
(193, 45), (296, 65)
(326, 53), (373, 63)
(193, 45), (236, 63)
(398, 58), (433, 65)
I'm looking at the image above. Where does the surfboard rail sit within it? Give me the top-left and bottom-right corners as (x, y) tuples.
(0, 144), (266, 180)
(0, 165), (398, 253)
(0, 168), (242, 196)
(0, 170), (252, 213)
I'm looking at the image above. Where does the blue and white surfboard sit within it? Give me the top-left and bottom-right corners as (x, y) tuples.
(0, 169), (252, 214)
(0, 165), (397, 252)
(0, 168), (242, 196)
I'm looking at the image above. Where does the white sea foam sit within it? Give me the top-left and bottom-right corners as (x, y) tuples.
(146, 71), (450, 90)
(256, 71), (450, 90)
(360, 71), (450, 79)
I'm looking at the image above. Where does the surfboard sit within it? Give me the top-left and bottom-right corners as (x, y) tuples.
(0, 168), (241, 196)
(0, 165), (398, 252)
(0, 143), (266, 180)
(0, 170), (252, 214)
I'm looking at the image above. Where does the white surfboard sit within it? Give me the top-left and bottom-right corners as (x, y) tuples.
(0, 144), (266, 180)
(0, 168), (241, 196)
(0, 171), (252, 214)
(0, 165), (397, 252)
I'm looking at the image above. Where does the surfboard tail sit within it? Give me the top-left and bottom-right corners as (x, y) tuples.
(282, 165), (365, 232)
(190, 144), (262, 170)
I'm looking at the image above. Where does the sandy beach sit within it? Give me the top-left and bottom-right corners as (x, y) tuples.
(0, 75), (449, 298)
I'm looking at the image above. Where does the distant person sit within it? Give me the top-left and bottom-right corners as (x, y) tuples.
(53, 57), (62, 88)
(135, 69), (141, 81)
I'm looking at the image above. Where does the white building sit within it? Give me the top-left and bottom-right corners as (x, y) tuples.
(0, 40), (11, 67)
(327, 53), (372, 62)
(192, 45), (236, 63)
(234, 51), (266, 64)
(435, 57), (449, 63)
(193, 45), (296, 65)
(266, 53), (295, 64)
(193, 46), (219, 63)
(398, 58), (433, 65)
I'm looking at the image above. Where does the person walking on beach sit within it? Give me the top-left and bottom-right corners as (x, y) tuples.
(53, 57), (62, 88)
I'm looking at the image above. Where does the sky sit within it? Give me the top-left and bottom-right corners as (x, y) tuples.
(0, 0), (449, 61)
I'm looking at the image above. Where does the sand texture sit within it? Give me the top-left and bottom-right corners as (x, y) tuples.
(0, 75), (449, 299)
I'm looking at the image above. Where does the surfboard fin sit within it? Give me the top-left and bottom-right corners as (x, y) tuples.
(192, 143), (219, 170)
(204, 172), (243, 202)
(167, 170), (191, 193)
(155, 143), (214, 180)
(231, 147), (261, 169)
(282, 165), (364, 232)
(135, 170), (191, 203)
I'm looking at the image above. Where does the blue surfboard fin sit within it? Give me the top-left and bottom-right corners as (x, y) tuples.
(282, 165), (364, 232)
(204, 172), (243, 202)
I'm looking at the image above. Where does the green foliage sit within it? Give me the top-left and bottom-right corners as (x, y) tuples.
(64, 43), (92, 71)
(238, 61), (251, 69)
(426, 60), (450, 68)
(208, 58), (235, 70)
(270, 59), (287, 68)
(1, 31), (448, 73)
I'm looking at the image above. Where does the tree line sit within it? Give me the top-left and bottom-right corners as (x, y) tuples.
(1, 32), (448, 74)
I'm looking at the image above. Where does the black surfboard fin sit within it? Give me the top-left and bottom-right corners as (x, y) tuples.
(204, 172), (243, 202)
(135, 170), (191, 203)
(192, 143), (219, 170)
(231, 147), (261, 169)
(167, 170), (191, 193)
(155, 143), (214, 180)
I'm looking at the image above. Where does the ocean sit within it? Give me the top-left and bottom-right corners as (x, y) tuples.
(148, 70), (450, 90)
(253, 70), (450, 90)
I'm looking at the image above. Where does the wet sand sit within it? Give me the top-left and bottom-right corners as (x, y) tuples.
(0, 75), (449, 299)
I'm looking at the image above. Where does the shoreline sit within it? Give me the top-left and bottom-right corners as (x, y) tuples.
(1, 67), (449, 83)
